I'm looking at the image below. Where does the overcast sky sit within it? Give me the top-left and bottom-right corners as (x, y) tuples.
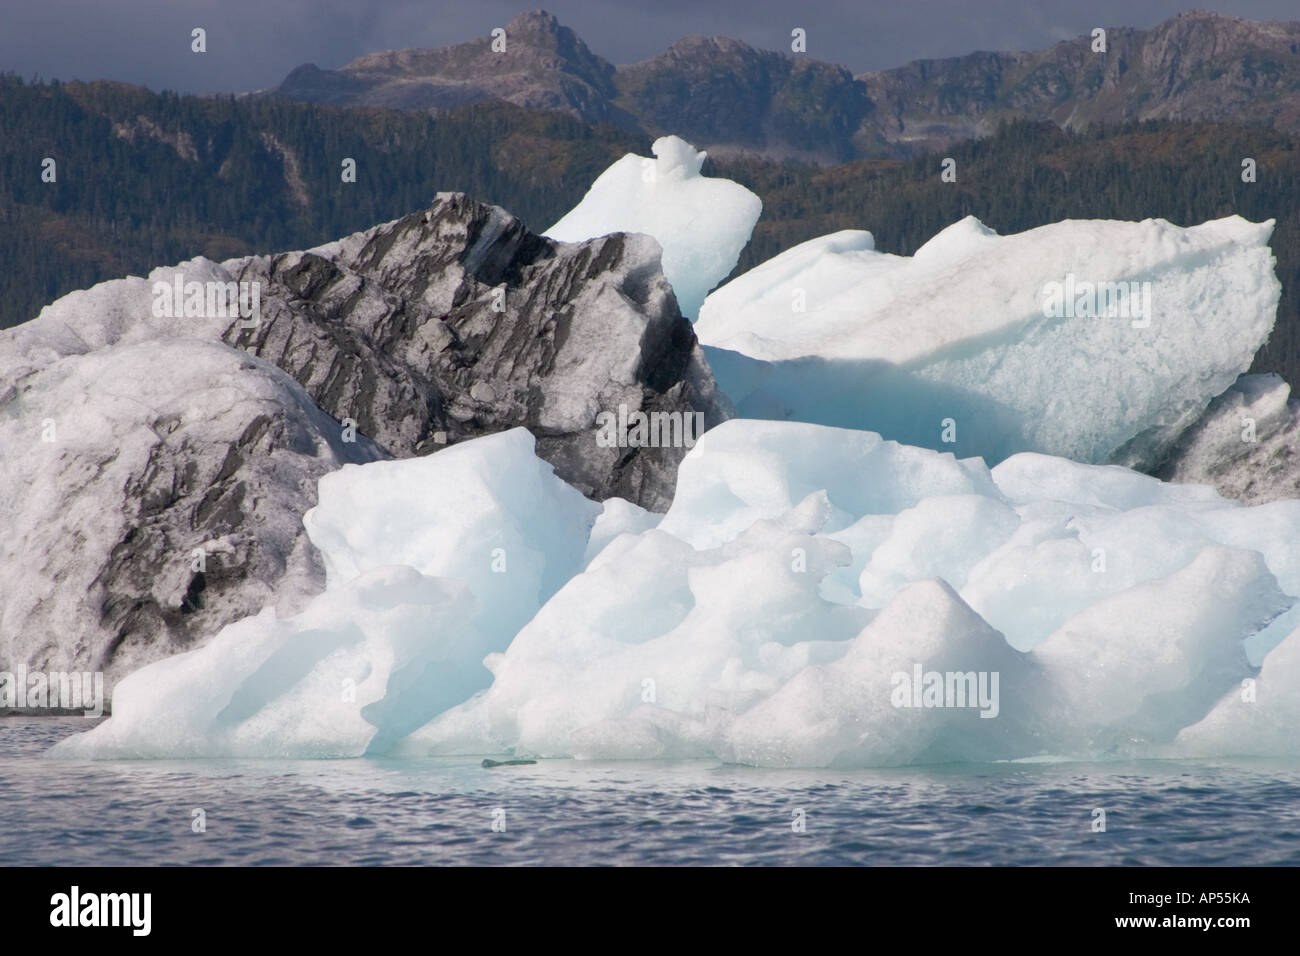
(4, 0), (1300, 95)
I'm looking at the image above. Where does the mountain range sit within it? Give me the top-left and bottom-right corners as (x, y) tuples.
(274, 8), (1300, 162)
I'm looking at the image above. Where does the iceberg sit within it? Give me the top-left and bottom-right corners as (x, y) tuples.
(53, 417), (1300, 766)
(2, 192), (729, 681)
(51, 408), (1300, 766)
(545, 136), (762, 319)
(304, 428), (600, 644)
(1171, 614), (1300, 758)
(695, 216), (1281, 468)
(49, 428), (598, 758)
(397, 420), (1295, 765)
(48, 566), (484, 759)
(27, 152), (1300, 769)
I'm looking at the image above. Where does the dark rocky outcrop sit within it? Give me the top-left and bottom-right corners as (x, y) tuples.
(0, 340), (386, 686)
(277, 10), (634, 127)
(222, 191), (729, 509)
(1151, 373), (1300, 504)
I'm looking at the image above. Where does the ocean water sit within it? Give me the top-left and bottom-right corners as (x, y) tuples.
(4, 717), (1300, 866)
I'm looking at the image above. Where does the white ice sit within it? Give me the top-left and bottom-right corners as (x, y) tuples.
(50, 428), (599, 758)
(394, 421), (1297, 765)
(49, 415), (1300, 765)
(545, 136), (762, 319)
(695, 216), (1280, 468)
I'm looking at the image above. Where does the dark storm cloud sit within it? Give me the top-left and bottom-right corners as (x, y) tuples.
(3, 0), (1300, 94)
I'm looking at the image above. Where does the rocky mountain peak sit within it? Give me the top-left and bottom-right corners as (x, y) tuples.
(285, 9), (619, 116)
(659, 34), (762, 59)
(506, 9), (567, 44)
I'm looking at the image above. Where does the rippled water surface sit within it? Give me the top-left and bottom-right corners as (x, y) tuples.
(5, 718), (1300, 866)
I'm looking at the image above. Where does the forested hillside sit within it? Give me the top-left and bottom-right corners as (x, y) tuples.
(711, 120), (1300, 379)
(3, 75), (1299, 381)
(0, 75), (647, 328)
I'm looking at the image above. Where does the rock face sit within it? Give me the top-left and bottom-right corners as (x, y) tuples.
(0, 192), (725, 686)
(277, 10), (632, 126)
(223, 192), (729, 508)
(1153, 373), (1300, 504)
(0, 339), (386, 686)
(274, 10), (1300, 162)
